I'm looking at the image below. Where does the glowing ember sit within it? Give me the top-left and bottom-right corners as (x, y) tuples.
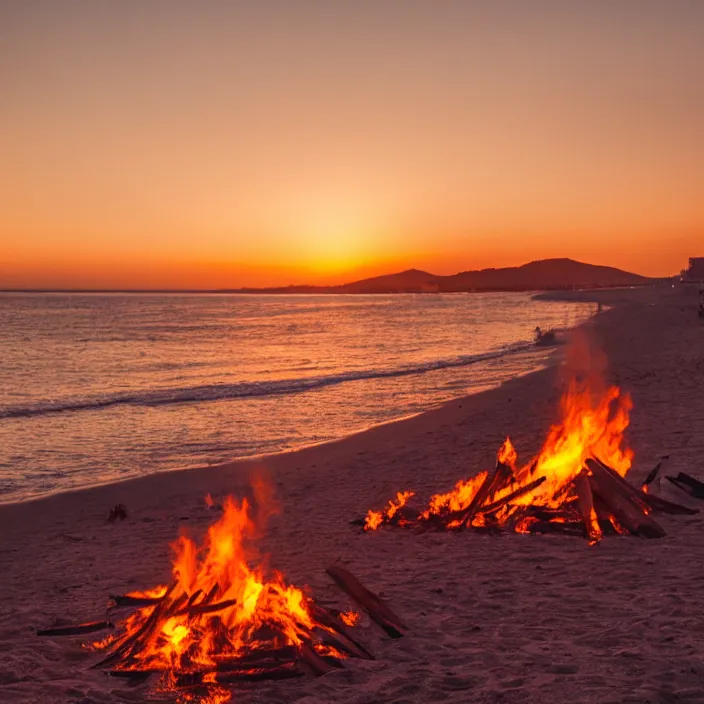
(339, 611), (360, 627)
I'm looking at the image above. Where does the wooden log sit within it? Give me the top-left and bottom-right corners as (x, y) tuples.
(573, 469), (602, 544)
(186, 589), (203, 606)
(592, 495), (625, 536)
(665, 476), (694, 497)
(216, 664), (305, 682)
(109, 594), (163, 609)
(298, 641), (344, 675)
(595, 457), (689, 516)
(93, 583), (179, 668)
(670, 472), (704, 499)
(642, 462), (662, 487)
(484, 460), (516, 502)
(307, 604), (374, 660)
(326, 565), (406, 639)
(640, 492), (698, 515)
(177, 598), (237, 618)
(107, 669), (159, 678)
(475, 476), (547, 517)
(587, 460), (666, 538)
(174, 662), (304, 686)
(202, 584), (220, 604)
(214, 646), (298, 670)
(459, 461), (515, 526)
(590, 457), (651, 512)
(37, 620), (114, 637)
(314, 628), (372, 660)
(523, 504), (580, 522)
(521, 519), (586, 537)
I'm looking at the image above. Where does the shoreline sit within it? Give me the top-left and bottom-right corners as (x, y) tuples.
(0, 315), (580, 510)
(4, 282), (704, 704)
(0, 294), (589, 506)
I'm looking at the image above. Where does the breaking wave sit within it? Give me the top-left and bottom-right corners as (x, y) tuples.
(0, 341), (533, 419)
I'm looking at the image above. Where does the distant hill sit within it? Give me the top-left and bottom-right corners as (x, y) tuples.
(231, 258), (653, 294)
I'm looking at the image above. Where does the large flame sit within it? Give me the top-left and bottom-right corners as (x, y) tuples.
(365, 376), (634, 532)
(512, 381), (633, 507)
(97, 488), (360, 701)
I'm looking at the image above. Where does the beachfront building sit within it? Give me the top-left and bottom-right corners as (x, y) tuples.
(682, 258), (704, 318)
(682, 257), (704, 282)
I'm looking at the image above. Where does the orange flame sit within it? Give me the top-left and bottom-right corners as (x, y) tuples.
(497, 437), (517, 469)
(362, 367), (636, 545)
(97, 488), (353, 699)
(364, 491), (414, 531)
(421, 471), (488, 520)
(513, 381), (633, 507)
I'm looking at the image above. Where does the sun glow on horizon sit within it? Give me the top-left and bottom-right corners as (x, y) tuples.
(286, 199), (388, 277)
(1, 3), (703, 288)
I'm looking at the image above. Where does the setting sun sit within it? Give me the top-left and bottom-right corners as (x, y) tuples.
(2, 3), (703, 288)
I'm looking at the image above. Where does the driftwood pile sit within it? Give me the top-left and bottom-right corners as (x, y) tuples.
(360, 455), (698, 545)
(37, 565), (405, 694)
(644, 463), (704, 502)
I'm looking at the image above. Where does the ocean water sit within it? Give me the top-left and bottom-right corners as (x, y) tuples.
(0, 293), (594, 503)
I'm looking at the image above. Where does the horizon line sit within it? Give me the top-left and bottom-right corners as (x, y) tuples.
(0, 257), (677, 293)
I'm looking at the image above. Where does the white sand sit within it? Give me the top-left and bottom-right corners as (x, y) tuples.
(2, 285), (704, 703)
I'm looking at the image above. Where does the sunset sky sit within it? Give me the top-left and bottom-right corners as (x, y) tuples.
(1, 1), (703, 289)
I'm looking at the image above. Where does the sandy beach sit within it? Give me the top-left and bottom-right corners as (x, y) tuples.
(2, 284), (704, 704)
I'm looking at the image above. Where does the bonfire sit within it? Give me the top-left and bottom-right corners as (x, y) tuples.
(37, 488), (405, 703)
(362, 379), (697, 544)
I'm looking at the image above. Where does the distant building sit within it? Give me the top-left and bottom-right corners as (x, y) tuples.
(682, 257), (704, 283)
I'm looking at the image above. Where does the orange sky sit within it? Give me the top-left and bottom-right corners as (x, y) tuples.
(1, 2), (703, 289)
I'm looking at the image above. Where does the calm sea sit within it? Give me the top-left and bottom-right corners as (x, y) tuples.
(0, 293), (593, 503)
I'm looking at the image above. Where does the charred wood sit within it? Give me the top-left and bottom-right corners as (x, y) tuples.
(521, 520), (586, 537)
(573, 469), (602, 544)
(640, 492), (698, 515)
(92, 583), (179, 668)
(186, 589), (203, 606)
(458, 461), (515, 526)
(667, 473), (704, 499)
(476, 476), (547, 516)
(108, 594), (163, 609)
(174, 663), (304, 686)
(297, 641), (344, 675)
(587, 460), (666, 538)
(642, 462), (662, 487)
(37, 620), (114, 636)
(326, 565), (406, 639)
(214, 646), (298, 670)
(589, 457), (651, 513)
(178, 598), (237, 618)
(307, 604), (374, 659)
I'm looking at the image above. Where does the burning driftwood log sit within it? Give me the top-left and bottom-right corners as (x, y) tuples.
(362, 380), (696, 545)
(37, 494), (404, 703)
(326, 565), (406, 639)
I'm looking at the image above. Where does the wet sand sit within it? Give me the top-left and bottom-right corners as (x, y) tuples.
(2, 284), (704, 703)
